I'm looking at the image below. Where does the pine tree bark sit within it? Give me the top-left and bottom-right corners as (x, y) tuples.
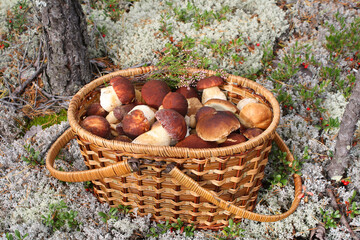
(327, 71), (360, 179)
(38, 0), (91, 96)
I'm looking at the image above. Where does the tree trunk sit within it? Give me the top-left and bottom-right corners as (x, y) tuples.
(39, 0), (91, 96)
(326, 71), (360, 179)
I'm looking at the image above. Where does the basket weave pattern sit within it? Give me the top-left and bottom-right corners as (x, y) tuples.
(63, 66), (282, 229)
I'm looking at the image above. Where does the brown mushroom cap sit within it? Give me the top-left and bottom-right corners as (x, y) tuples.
(219, 133), (247, 147)
(196, 76), (224, 90)
(239, 102), (272, 129)
(204, 99), (238, 113)
(122, 109), (151, 139)
(113, 103), (136, 122)
(162, 92), (188, 116)
(196, 111), (240, 142)
(141, 80), (171, 109)
(243, 128), (264, 139)
(155, 109), (187, 141)
(80, 115), (111, 139)
(113, 135), (132, 143)
(86, 103), (108, 117)
(176, 86), (199, 99)
(195, 106), (216, 122)
(175, 134), (218, 148)
(110, 76), (135, 104)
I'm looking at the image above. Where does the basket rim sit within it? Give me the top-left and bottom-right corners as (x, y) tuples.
(68, 66), (280, 158)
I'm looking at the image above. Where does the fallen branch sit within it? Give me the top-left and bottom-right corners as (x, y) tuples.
(12, 64), (47, 97)
(326, 187), (360, 240)
(326, 71), (360, 179)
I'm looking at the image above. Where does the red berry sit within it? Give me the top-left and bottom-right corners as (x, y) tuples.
(304, 64), (309, 69)
(284, 105), (287, 108)
(9, 20), (12, 23)
(358, 62), (360, 65)
(289, 106), (293, 110)
(306, 107), (310, 111)
(320, 117), (323, 121)
(19, 5), (22, 9)
(256, 43), (260, 47)
(344, 181), (350, 186)
(109, 4), (112, 7)
(102, 34), (106, 38)
(350, 58), (354, 61)
(113, 8), (115, 12)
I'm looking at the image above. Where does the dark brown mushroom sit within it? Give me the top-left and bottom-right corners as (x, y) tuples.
(80, 115), (111, 139)
(243, 128), (264, 139)
(162, 92), (188, 116)
(110, 76), (135, 104)
(122, 109), (151, 139)
(176, 86), (199, 99)
(219, 133), (247, 147)
(86, 103), (108, 117)
(141, 80), (171, 109)
(175, 134), (218, 148)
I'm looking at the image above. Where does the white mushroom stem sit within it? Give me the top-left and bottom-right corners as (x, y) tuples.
(129, 105), (155, 125)
(106, 111), (120, 124)
(110, 123), (119, 136)
(132, 122), (171, 146)
(100, 86), (122, 112)
(201, 86), (227, 104)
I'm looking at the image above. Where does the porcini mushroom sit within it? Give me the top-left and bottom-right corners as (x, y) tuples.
(106, 103), (136, 124)
(132, 109), (187, 146)
(243, 128), (264, 139)
(237, 98), (272, 129)
(121, 105), (155, 139)
(204, 99), (237, 113)
(162, 92), (188, 116)
(80, 115), (111, 139)
(100, 76), (135, 112)
(196, 76), (227, 104)
(196, 111), (240, 142)
(86, 103), (107, 117)
(175, 134), (218, 148)
(219, 133), (247, 147)
(141, 80), (171, 109)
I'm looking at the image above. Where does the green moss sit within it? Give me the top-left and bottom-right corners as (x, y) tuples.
(25, 109), (68, 130)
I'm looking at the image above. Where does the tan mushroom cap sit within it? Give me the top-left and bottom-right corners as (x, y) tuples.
(239, 102), (272, 129)
(80, 115), (111, 139)
(110, 76), (135, 104)
(122, 109), (151, 139)
(196, 76), (224, 90)
(204, 99), (237, 113)
(175, 134), (218, 148)
(155, 109), (187, 141)
(219, 133), (247, 147)
(162, 92), (188, 116)
(176, 86), (199, 99)
(196, 111), (240, 142)
(141, 80), (171, 109)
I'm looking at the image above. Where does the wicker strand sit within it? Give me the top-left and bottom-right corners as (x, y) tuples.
(46, 128), (134, 182)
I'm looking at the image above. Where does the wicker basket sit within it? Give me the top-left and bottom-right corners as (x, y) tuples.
(46, 66), (302, 230)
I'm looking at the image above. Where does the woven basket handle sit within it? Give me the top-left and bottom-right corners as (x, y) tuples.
(46, 128), (138, 182)
(168, 132), (302, 222)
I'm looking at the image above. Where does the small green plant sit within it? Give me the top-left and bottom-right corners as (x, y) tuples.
(325, 13), (360, 61)
(42, 200), (81, 232)
(147, 218), (196, 237)
(5, 230), (29, 240)
(24, 109), (68, 132)
(269, 145), (303, 188)
(98, 206), (121, 231)
(218, 219), (245, 239)
(118, 204), (132, 214)
(320, 208), (340, 229)
(316, 117), (340, 132)
(345, 191), (360, 219)
(21, 144), (43, 166)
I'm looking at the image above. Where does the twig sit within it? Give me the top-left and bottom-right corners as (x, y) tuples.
(326, 187), (360, 240)
(12, 64), (47, 97)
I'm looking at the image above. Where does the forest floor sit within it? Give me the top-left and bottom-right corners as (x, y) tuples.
(1, 0), (360, 239)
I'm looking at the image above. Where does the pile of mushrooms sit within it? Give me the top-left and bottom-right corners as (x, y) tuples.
(80, 75), (273, 148)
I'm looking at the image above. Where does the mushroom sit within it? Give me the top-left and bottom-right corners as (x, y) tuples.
(106, 103), (136, 124)
(196, 76), (227, 104)
(121, 105), (155, 139)
(86, 103), (107, 117)
(175, 134), (218, 148)
(219, 133), (247, 147)
(196, 111), (240, 143)
(162, 92), (188, 116)
(204, 99), (237, 113)
(132, 109), (187, 146)
(237, 98), (272, 129)
(195, 106), (216, 123)
(243, 128), (264, 139)
(100, 76), (135, 112)
(113, 135), (132, 143)
(176, 86), (199, 99)
(141, 80), (171, 109)
(185, 97), (203, 128)
(80, 115), (111, 139)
